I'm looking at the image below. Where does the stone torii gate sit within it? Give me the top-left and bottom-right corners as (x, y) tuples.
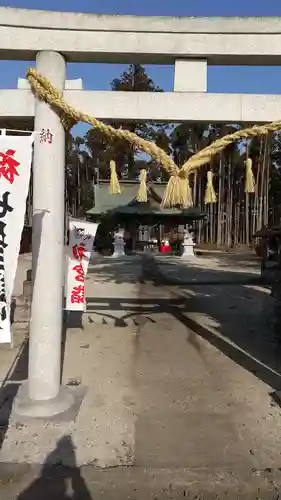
(1, 7), (281, 418)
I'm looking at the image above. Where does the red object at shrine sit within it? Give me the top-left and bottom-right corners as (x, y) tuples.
(160, 243), (172, 253)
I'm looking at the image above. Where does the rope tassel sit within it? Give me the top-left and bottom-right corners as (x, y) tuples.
(179, 175), (193, 208)
(204, 170), (217, 204)
(109, 160), (121, 194)
(136, 169), (148, 202)
(244, 158), (255, 193)
(161, 175), (182, 208)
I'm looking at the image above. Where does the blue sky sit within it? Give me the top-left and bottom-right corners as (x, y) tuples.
(1, 0), (281, 129)
(2, 0), (281, 17)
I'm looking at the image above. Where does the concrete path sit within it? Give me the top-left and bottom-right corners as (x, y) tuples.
(0, 255), (142, 468)
(150, 254), (281, 466)
(84, 254), (143, 326)
(1, 253), (281, 498)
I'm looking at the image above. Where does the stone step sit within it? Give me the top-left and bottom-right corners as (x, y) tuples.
(12, 305), (30, 323)
(11, 321), (29, 333)
(10, 295), (31, 326)
(10, 328), (28, 346)
(12, 295), (31, 307)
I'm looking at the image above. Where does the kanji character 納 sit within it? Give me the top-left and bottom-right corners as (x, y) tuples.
(40, 128), (53, 144)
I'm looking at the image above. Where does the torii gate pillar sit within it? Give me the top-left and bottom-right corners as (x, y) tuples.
(14, 51), (74, 418)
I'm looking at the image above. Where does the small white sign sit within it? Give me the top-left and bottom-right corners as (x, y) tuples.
(65, 219), (99, 311)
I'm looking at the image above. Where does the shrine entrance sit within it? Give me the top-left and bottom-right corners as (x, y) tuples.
(0, 8), (280, 421)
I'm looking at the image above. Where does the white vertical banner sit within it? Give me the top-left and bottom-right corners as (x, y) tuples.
(65, 219), (99, 311)
(0, 134), (33, 343)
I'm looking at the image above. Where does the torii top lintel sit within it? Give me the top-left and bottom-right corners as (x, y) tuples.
(1, 7), (281, 64)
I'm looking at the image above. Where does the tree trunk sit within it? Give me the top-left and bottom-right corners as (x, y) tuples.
(228, 158), (234, 248)
(264, 134), (272, 226)
(198, 175), (203, 243)
(217, 155), (223, 247)
(258, 138), (266, 230)
(252, 139), (262, 237)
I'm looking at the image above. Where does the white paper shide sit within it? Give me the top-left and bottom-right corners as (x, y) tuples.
(0, 134), (33, 343)
(65, 219), (98, 311)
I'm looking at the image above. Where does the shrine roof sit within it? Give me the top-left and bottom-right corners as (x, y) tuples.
(87, 181), (166, 216)
(105, 204), (203, 219)
(87, 181), (204, 220)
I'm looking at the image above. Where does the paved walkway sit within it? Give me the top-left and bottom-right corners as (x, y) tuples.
(154, 252), (261, 280)
(85, 254), (142, 325)
(1, 253), (281, 498)
(150, 254), (281, 464)
(0, 255), (142, 469)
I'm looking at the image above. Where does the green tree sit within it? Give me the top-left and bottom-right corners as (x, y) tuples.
(171, 123), (207, 166)
(85, 64), (169, 180)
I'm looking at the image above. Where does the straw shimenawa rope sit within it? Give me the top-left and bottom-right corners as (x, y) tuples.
(27, 69), (178, 175)
(27, 68), (280, 207)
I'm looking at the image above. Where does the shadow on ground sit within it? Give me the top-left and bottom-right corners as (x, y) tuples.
(144, 255), (281, 392)
(87, 254), (142, 284)
(16, 435), (91, 500)
(65, 254), (281, 393)
(195, 251), (260, 271)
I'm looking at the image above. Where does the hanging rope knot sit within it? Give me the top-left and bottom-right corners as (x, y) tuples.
(109, 160), (121, 194)
(60, 113), (77, 131)
(204, 170), (217, 204)
(136, 169), (148, 202)
(244, 157), (255, 194)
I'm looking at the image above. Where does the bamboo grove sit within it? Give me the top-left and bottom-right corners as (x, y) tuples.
(190, 130), (276, 248)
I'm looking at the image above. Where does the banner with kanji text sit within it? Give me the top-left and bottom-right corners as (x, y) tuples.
(65, 219), (99, 311)
(0, 134), (33, 343)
